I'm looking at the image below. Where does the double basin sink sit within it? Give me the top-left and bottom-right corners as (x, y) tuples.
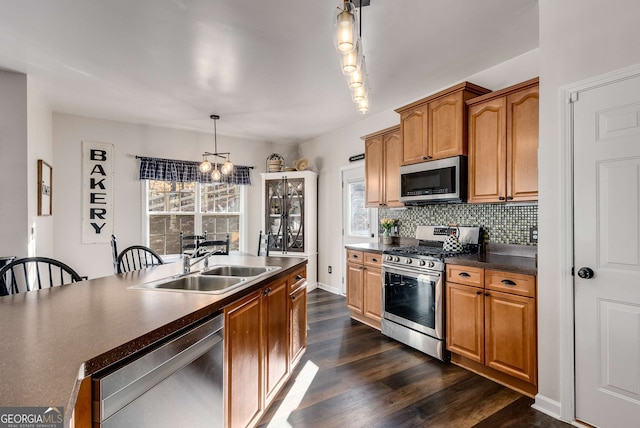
(129, 265), (281, 295)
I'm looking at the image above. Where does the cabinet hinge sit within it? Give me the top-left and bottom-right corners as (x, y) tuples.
(569, 92), (579, 103)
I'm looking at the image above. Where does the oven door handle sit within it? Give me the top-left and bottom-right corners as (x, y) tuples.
(382, 265), (442, 279)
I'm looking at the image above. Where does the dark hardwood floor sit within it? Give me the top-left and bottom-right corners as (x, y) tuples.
(258, 289), (570, 428)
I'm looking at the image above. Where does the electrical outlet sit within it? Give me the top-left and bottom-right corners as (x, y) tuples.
(328, 266), (332, 274)
(530, 226), (538, 243)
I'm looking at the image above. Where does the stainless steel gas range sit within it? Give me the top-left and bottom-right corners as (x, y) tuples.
(381, 225), (481, 361)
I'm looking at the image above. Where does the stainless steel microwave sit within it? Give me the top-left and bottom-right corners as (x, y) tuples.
(399, 156), (467, 205)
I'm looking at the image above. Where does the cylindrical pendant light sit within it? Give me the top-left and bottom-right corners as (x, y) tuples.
(334, 1), (358, 53)
(357, 96), (370, 114)
(352, 84), (368, 102)
(340, 38), (362, 75)
(348, 56), (366, 88)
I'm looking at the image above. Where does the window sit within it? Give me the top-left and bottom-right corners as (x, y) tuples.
(145, 180), (243, 255)
(348, 180), (371, 237)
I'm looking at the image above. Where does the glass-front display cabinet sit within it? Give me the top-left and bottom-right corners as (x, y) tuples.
(261, 171), (318, 283)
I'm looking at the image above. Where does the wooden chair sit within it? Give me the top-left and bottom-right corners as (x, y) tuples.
(196, 234), (230, 256)
(116, 245), (165, 274)
(180, 231), (207, 256)
(257, 230), (274, 256)
(0, 257), (83, 296)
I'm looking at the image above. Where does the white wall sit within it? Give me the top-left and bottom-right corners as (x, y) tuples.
(53, 113), (297, 278)
(537, 0), (640, 415)
(27, 79), (54, 257)
(0, 71), (28, 257)
(300, 48), (539, 292)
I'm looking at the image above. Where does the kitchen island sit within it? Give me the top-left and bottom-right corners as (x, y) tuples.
(0, 255), (306, 427)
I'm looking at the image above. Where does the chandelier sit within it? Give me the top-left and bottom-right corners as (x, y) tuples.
(334, 0), (370, 114)
(199, 114), (233, 181)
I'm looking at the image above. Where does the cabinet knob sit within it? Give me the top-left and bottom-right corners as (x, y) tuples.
(295, 274), (303, 281)
(507, 196), (514, 201)
(476, 290), (482, 295)
(501, 279), (517, 286)
(423, 156), (428, 160)
(484, 292), (490, 297)
(498, 196), (506, 201)
(291, 294), (296, 300)
(458, 272), (471, 277)
(372, 258), (378, 262)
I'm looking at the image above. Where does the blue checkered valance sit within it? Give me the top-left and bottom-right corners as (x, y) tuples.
(138, 156), (252, 185)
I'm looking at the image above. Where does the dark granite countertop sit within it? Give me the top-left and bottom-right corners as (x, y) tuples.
(444, 253), (537, 275)
(345, 242), (537, 275)
(0, 255), (306, 425)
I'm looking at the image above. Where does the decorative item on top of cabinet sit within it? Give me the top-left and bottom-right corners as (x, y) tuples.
(395, 82), (491, 165)
(346, 249), (382, 330)
(362, 125), (403, 208)
(446, 264), (537, 397)
(466, 78), (539, 203)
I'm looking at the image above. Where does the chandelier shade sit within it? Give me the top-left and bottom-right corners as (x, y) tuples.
(334, 1), (358, 53)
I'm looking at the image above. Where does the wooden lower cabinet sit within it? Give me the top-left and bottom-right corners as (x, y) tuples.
(345, 249), (382, 329)
(446, 264), (537, 396)
(225, 267), (307, 428)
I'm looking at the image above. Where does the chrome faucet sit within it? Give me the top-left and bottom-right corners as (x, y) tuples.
(183, 249), (218, 274)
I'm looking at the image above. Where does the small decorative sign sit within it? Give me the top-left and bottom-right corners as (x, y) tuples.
(37, 160), (52, 216)
(0, 406), (64, 428)
(82, 141), (114, 243)
(349, 153), (365, 162)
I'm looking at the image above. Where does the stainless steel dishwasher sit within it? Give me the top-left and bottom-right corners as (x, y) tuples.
(93, 314), (224, 428)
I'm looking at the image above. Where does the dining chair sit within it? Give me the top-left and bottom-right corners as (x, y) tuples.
(196, 234), (230, 256)
(116, 244), (165, 274)
(0, 257), (84, 296)
(180, 231), (207, 256)
(257, 230), (273, 256)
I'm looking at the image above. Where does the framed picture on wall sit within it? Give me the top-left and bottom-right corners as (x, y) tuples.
(38, 159), (52, 216)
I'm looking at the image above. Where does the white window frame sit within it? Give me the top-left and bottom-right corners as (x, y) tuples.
(141, 180), (247, 254)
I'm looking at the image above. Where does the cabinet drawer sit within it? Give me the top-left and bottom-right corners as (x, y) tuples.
(485, 270), (535, 298)
(347, 250), (364, 264)
(447, 265), (484, 287)
(364, 252), (382, 268)
(289, 266), (307, 293)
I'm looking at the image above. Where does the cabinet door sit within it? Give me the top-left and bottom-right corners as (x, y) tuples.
(468, 97), (507, 203)
(383, 130), (404, 207)
(485, 290), (537, 384)
(346, 261), (364, 313)
(264, 278), (289, 402)
(365, 135), (384, 207)
(363, 266), (382, 321)
(225, 290), (263, 428)
(265, 179), (286, 251)
(284, 178), (305, 252)
(401, 106), (429, 165)
(507, 84), (539, 202)
(429, 92), (465, 159)
(290, 284), (307, 366)
(446, 282), (484, 363)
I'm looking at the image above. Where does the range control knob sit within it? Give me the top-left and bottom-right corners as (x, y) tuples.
(393, 256), (400, 262)
(419, 260), (426, 266)
(385, 255), (392, 261)
(427, 261), (435, 268)
(405, 259), (412, 264)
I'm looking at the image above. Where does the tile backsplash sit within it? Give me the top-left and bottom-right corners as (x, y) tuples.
(380, 203), (537, 246)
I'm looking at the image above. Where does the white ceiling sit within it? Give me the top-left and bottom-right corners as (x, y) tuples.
(0, 0), (538, 145)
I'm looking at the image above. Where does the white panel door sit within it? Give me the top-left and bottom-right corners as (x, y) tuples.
(574, 73), (640, 427)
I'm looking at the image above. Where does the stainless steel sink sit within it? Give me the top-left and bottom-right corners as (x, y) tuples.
(129, 265), (281, 295)
(200, 265), (278, 277)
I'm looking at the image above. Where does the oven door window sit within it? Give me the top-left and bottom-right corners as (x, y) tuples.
(384, 270), (438, 333)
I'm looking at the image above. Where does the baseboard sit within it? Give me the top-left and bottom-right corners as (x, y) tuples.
(316, 282), (341, 295)
(532, 394), (563, 421)
(306, 281), (318, 292)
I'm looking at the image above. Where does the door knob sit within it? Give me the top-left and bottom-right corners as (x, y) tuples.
(577, 267), (595, 279)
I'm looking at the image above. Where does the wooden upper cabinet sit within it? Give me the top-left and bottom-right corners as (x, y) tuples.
(468, 97), (507, 203)
(363, 125), (403, 208)
(364, 135), (384, 207)
(467, 78), (539, 203)
(507, 85), (539, 202)
(396, 82), (490, 165)
(400, 106), (429, 164)
(383, 129), (403, 207)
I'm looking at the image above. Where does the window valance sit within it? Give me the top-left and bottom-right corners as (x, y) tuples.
(137, 156), (252, 185)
